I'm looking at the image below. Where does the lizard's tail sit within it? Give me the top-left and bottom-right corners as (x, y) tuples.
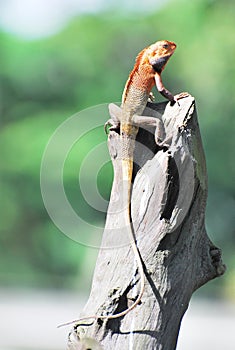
(58, 213), (145, 329)
(120, 158), (145, 316)
(58, 160), (145, 328)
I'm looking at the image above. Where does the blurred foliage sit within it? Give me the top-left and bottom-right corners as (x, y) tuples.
(0, 0), (234, 298)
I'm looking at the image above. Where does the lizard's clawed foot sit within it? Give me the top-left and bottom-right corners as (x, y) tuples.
(104, 119), (120, 134)
(155, 137), (170, 149)
(176, 92), (190, 99)
(175, 92), (190, 102)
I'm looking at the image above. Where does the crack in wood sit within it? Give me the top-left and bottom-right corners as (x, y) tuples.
(160, 155), (179, 221)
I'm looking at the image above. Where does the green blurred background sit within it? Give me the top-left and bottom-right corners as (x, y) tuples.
(0, 0), (234, 305)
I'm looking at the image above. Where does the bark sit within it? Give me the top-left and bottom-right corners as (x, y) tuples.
(67, 95), (225, 350)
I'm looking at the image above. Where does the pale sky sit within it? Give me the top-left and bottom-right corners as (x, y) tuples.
(0, 0), (164, 39)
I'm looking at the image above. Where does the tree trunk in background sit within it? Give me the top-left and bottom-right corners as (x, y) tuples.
(67, 95), (225, 350)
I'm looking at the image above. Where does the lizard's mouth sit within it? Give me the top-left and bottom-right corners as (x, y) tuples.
(150, 54), (172, 73)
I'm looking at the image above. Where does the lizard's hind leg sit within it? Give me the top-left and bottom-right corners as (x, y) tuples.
(133, 114), (170, 148)
(105, 103), (121, 133)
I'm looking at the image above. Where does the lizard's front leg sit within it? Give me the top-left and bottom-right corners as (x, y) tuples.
(154, 74), (190, 105)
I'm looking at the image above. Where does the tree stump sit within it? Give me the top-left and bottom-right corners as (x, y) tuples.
(67, 95), (225, 350)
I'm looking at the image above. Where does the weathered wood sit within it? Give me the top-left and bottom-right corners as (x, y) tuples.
(67, 95), (225, 350)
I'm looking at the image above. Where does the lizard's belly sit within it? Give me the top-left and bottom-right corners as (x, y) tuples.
(122, 87), (149, 118)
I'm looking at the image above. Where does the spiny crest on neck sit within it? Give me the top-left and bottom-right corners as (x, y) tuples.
(122, 46), (152, 103)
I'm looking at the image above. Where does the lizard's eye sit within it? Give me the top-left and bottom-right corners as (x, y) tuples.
(162, 44), (169, 49)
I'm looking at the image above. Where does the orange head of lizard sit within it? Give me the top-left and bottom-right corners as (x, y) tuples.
(146, 40), (176, 73)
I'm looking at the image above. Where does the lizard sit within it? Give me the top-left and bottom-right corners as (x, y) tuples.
(59, 39), (184, 328)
